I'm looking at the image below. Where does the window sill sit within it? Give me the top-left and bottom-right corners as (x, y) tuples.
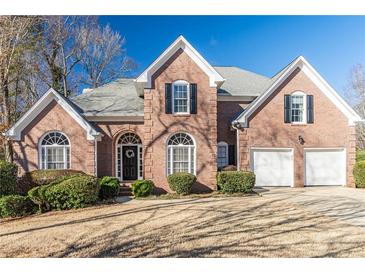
(290, 123), (308, 126)
(172, 113), (191, 117)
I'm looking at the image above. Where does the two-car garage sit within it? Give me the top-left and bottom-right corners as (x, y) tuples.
(251, 148), (346, 187)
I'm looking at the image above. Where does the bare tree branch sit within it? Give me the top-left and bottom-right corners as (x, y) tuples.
(79, 23), (136, 88)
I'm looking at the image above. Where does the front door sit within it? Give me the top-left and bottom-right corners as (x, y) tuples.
(122, 146), (138, 180)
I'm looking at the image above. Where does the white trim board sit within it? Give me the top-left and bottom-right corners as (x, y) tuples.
(5, 88), (100, 141)
(234, 56), (362, 127)
(85, 116), (144, 122)
(135, 35), (225, 88)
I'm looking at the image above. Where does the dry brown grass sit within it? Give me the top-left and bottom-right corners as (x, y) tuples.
(0, 195), (365, 258)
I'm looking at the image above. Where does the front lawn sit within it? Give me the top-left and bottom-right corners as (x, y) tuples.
(1, 192), (364, 257)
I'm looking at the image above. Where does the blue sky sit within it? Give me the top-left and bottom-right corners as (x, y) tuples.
(100, 16), (365, 97)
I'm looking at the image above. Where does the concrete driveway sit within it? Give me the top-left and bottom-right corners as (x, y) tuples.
(258, 187), (365, 228)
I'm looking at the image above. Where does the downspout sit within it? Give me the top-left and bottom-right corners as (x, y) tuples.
(236, 128), (240, 171)
(231, 121), (243, 172)
(94, 138), (98, 177)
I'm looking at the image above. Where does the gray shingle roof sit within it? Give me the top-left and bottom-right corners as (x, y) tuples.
(71, 62), (293, 117)
(214, 66), (272, 97)
(71, 79), (144, 117)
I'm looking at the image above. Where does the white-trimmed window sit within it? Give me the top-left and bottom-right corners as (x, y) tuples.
(167, 133), (195, 175)
(40, 131), (70, 170)
(217, 141), (228, 168)
(291, 91), (306, 123)
(172, 80), (189, 114)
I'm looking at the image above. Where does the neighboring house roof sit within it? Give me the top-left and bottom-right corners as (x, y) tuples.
(71, 78), (144, 120)
(136, 35), (225, 88)
(5, 88), (101, 141)
(214, 66), (272, 97)
(234, 56), (363, 127)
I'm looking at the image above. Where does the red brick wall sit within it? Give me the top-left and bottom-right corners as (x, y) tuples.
(95, 122), (144, 177)
(238, 68), (356, 187)
(217, 101), (249, 145)
(13, 100), (95, 175)
(143, 49), (218, 192)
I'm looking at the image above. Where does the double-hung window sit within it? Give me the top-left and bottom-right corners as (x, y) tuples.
(284, 91), (313, 124)
(291, 91), (306, 124)
(173, 80), (189, 114)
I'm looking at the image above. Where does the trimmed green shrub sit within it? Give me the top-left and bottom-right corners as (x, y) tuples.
(19, 169), (85, 194)
(44, 175), (99, 210)
(0, 195), (36, 218)
(356, 150), (365, 162)
(167, 172), (196, 195)
(99, 176), (120, 199)
(28, 173), (90, 212)
(132, 180), (154, 197)
(353, 160), (365, 188)
(28, 182), (56, 212)
(217, 171), (255, 193)
(0, 161), (18, 196)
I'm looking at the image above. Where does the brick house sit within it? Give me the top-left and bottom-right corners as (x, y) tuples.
(5, 36), (362, 191)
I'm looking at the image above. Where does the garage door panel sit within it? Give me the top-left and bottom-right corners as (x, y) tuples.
(305, 149), (346, 186)
(252, 149), (293, 187)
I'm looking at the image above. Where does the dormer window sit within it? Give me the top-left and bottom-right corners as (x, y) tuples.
(284, 91), (314, 124)
(173, 80), (189, 114)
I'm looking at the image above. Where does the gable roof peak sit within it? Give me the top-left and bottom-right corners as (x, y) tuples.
(234, 56), (362, 127)
(5, 88), (100, 141)
(135, 35), (225, 88)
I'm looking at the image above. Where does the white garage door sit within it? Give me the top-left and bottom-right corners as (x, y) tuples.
(305, 149), (346, 186)
(251, 149), (293, 187)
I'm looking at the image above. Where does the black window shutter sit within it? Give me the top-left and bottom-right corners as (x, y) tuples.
(190, 83), (197, 114)
(284, 95), (291, 123)
(228, 145), (236, 165)
(307, 95), (314, 123)
(165, 83), (172, 114)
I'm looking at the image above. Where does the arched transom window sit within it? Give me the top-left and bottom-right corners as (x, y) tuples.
(167, 133), (195, 175)
(118, 132), (142, 145)
(40, 131), (70, 170)
(116, 132), (143, 180)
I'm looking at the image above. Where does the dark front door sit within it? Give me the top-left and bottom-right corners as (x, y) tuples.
(122, 146), (138, 180)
